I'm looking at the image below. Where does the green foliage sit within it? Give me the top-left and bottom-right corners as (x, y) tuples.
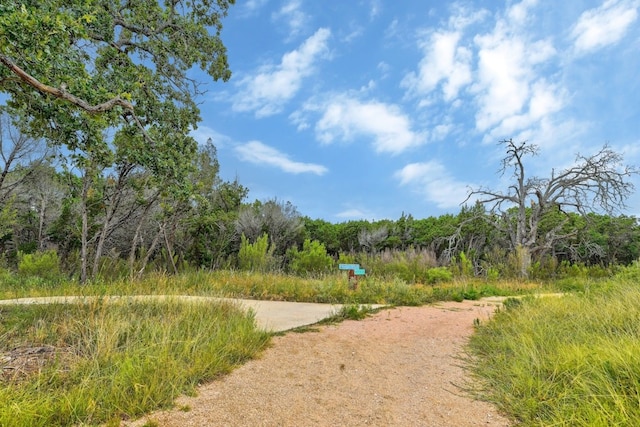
(452, 251), (474, 277)
(17, 250), (60, 280)
(486, 266), (500, 281)
(1, 0), (237, 282)
(237, 233), (277, 273)
(615, 260), (640, 281)
(0, 197), (17, 240)
(469, 284), (640, 425)
(0, 299), (269, 426)
(288, 239), (334, 275)
(337, 252), (357, 265)
(424, 266), (453, 284)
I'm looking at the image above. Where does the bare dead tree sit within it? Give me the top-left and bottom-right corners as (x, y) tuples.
(0, 112), (49, 202)
(465, 138), (638, 277)
(358, 226), (389, 253)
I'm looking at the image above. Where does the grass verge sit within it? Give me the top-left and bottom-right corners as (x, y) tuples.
(0, 298), (270, 427)
(0, 269), (549, 306)
(467, 281), (640, 426)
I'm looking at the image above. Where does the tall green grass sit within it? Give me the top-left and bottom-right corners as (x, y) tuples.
(0, 269), (540, 305)
(0, 299), (270, 426)
(468, 282), (640, 426)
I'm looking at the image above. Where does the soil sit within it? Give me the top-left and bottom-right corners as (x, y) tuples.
(1, 345), (77, 384)
(124, 300), (512, 427)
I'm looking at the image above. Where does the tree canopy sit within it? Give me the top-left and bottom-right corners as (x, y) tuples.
(0, 0), (234, 146)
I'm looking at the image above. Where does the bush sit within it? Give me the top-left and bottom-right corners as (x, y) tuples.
(616, 260), (640, 281)
(238, 233), (277, 272)
(288, 239), (334, 275)
(424, 266), (453, 284)
(17, 250), (61, 280)
(452, 251), (474, 277)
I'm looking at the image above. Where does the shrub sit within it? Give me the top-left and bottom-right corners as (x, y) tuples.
(17, 250), (61, 280)
(616, 260), (640, 281)
(288, 239), (334, 275)
(238, 233), (277, 272)
(337, 252), (357, 265)
(453, 251), (474, 277)
(424, 266), (453, 284)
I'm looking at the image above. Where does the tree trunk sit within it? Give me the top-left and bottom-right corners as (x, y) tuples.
(128, 198), (157, 278)
(37, 196), (46, 250)
(162, 220), (179, 274)
(80, 174), (91, 284)
(136, 224), (162, 279)
(517, 244), (531, 278)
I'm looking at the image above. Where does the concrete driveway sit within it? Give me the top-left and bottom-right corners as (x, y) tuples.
(0, 296), (384, 332)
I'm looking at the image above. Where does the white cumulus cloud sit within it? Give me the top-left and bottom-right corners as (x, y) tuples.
(470, 1), (564, 141)
(402, 30), (473, 102)
(571, 0), (639, 54)
(307, 95), (425, 155)
(232, 28), (331, 117)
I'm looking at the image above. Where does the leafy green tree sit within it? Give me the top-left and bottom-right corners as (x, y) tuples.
(335, 220), (369, 253)
(185, 141), (248, 268)
(303, 217), (340, 255)
(1, 0), (236, 281)
(1, 0), (233, 144)
(0, 197), (17, 247)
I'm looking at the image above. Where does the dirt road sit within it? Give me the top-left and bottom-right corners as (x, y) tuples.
(124, 300), (511, 427)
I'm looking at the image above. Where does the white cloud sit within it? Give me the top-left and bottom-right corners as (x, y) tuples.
(343, 24), (365, 43)
(235, 141), (328, 175)
(240, 0), (269, 16)
(571, 0), (639, 54)
(402, 30), (473, 102)
(402, 6), (486, 102)
(471, 1), (563, 140)
(395, 161), (472, 209)
(272, 0), (309, 40)
(308, 95), (425, 155)
(232, 28), (331, 117)
(369, 0), (382, 20)
(189, 125), (232, 148)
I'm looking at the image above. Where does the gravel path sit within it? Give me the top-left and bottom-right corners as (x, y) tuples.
(124, 300), (512, 427)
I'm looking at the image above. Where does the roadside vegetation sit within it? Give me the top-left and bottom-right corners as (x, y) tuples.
(468, 262), (640, 426)
(0, 266), (563, 305)
(0, 298), (270, 427)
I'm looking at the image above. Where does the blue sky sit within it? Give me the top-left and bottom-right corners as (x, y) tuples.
(190, 0), (640, 222)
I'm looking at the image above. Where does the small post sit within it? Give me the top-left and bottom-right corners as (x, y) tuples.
(338, 264), (366, 290)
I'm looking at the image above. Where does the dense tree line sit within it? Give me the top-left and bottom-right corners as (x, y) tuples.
(2, 111), (639, 283)
(2, 2), (638, 282)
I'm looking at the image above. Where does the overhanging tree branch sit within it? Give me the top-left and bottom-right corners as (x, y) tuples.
(0, 54), (134, 114)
